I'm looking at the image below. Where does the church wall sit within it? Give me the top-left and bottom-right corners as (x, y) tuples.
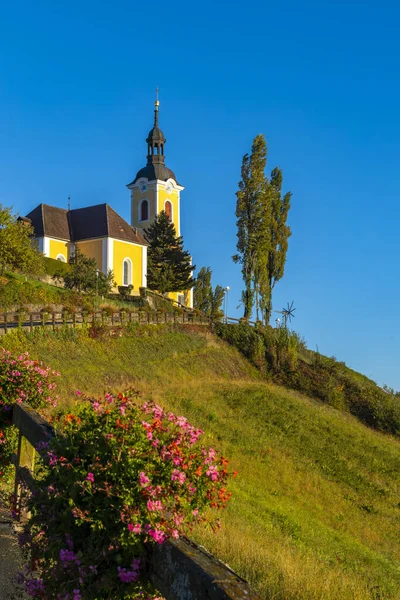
(76, 239), (103, 271)
(130, 183), (156, 230)
(112, 239), (144, 290)
(157, 188), (180, 235)
(48, 238), (69, 262)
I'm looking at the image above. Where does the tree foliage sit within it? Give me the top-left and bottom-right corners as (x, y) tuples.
(58, 248), (115, 295)
(0, 205), (44, 275)
(145, 211), (195, 294)
(233, 135), (291, 322)
(193, 266), (225, 320)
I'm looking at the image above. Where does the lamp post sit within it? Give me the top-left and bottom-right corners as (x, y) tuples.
(95, 269), (99, 310)
(224, 286), (230, 323)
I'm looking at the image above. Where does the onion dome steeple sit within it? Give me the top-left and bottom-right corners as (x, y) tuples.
(130, 89), (178, 185)
(146, 88), (166, 166)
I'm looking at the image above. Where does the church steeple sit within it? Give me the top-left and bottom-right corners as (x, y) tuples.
(146, 88), (166, 166)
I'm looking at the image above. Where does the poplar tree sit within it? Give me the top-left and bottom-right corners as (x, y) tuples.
(233, 136), (291, 322)
(233, 135), (268, 319)
(145, 211), (195, 294)
(262, 167), (291, 323)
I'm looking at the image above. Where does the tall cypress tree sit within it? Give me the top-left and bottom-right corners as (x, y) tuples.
(145, 211), (195, 294)
(233, 136), (291, 322)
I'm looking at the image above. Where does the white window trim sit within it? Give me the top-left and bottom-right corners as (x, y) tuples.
(138, 198), (149, 223)
(56, 254), (66, 262)
(122, 257), (133, 287)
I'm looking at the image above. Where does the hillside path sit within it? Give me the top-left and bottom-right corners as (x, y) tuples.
(0, 504), (26, 599)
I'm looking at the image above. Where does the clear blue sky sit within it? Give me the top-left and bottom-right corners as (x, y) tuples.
(0, 0), (399, 389)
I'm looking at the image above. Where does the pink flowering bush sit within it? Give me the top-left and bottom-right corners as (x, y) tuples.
(18, 391), (232, 599)
(0, 350), (59, 493)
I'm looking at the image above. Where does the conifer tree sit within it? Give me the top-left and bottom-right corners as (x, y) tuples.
(145, 211), (195, 294)
(193, 266), (225, 320)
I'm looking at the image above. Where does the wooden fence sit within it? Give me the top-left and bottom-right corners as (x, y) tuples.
(0, 309), (211, 334)
(12, 403), (261, 600)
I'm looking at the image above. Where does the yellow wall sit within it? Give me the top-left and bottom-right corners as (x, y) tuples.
(113, 239), (143, 290)
(157, 188), (180, 234)
(49, 239), (69, 262)
(130, 183), (180, 234)
(131, 185), (156, 230)
(76, 239), (103, 270)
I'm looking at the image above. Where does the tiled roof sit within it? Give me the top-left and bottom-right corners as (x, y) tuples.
(25, 203), (147, 246)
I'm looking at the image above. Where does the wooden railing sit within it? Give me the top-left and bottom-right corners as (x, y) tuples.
(0, 309), (211, 334)
(12, 403), (261, 600)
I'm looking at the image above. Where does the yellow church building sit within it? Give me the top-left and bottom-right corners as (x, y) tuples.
(25, 96), (193, 307)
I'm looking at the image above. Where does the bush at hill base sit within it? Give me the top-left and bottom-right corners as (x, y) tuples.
(0, 350), (60, 495)
(17, 391), (233, 599)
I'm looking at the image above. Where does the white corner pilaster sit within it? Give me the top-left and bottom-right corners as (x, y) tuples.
(106, 238), (113, 274)
(42, 237), (50, 257)
(142, 246), (147, 288)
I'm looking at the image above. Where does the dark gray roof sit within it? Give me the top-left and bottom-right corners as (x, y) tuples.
(25, 203), (147, 246)
(129, 163), (178, 186)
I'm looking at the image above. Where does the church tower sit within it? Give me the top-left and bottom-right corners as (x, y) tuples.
(127, 93), (184, 235)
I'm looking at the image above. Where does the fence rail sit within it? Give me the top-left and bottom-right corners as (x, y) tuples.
(11, 403), (261, 600)
(0, 309), (211, 334)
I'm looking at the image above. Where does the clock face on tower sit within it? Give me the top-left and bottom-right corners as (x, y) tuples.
(140, 184), (147, 193)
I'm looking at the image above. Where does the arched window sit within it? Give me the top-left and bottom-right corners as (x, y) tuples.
(56, 254), (66, 262)
(123, 258), (132, 286)
(140, 199), (149, 222)
(165, 200), (172, 221)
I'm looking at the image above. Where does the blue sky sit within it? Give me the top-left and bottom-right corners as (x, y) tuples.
(0, 0), (399, 389)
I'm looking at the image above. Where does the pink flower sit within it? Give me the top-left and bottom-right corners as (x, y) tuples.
(148, 528), (166, 544)
(86, 473), (94, 483)
(147, 499), (163, 511)
(139, 472), (150, 487)
(206, 465), (219, 481)
(93, 401), (101, 412)
(171, 529), (179, 539)
(171, 469), (186, 485)
(128, 523), (142, 534)
(76, 390), (82, 396)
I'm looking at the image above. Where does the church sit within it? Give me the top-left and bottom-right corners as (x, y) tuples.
(25, 97), (192, 308)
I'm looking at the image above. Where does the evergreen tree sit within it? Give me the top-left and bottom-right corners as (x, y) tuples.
(145, 211), (195, 294)
(233, 136), (291, 322)
(193, 266), (225, 320)
(0, 205), (44, 275)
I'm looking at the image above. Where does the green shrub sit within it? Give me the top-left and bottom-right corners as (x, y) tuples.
(44, 257), (71, 278)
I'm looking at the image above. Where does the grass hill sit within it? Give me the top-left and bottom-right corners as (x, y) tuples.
(2, 324), (400, 599)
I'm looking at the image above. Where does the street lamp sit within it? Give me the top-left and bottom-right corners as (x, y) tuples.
(224, 286), (230, 323)
(95, 269), (99, 310)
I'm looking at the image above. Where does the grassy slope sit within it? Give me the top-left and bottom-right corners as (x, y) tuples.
(2, 326), (400, 600)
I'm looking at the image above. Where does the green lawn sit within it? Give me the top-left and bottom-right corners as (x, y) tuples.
(2, 325), (400, 599)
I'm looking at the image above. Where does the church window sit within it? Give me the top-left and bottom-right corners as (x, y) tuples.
(140, 199), (149, 221)
(165, 200), (172, 221)
(123, 258), (132, 286)
(56, 254), (66, 262)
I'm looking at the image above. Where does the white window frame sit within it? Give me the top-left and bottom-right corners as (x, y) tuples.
(139, 198), (149, 222)
(122, 257), (133, 287)
(56, 254), (66, 262)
